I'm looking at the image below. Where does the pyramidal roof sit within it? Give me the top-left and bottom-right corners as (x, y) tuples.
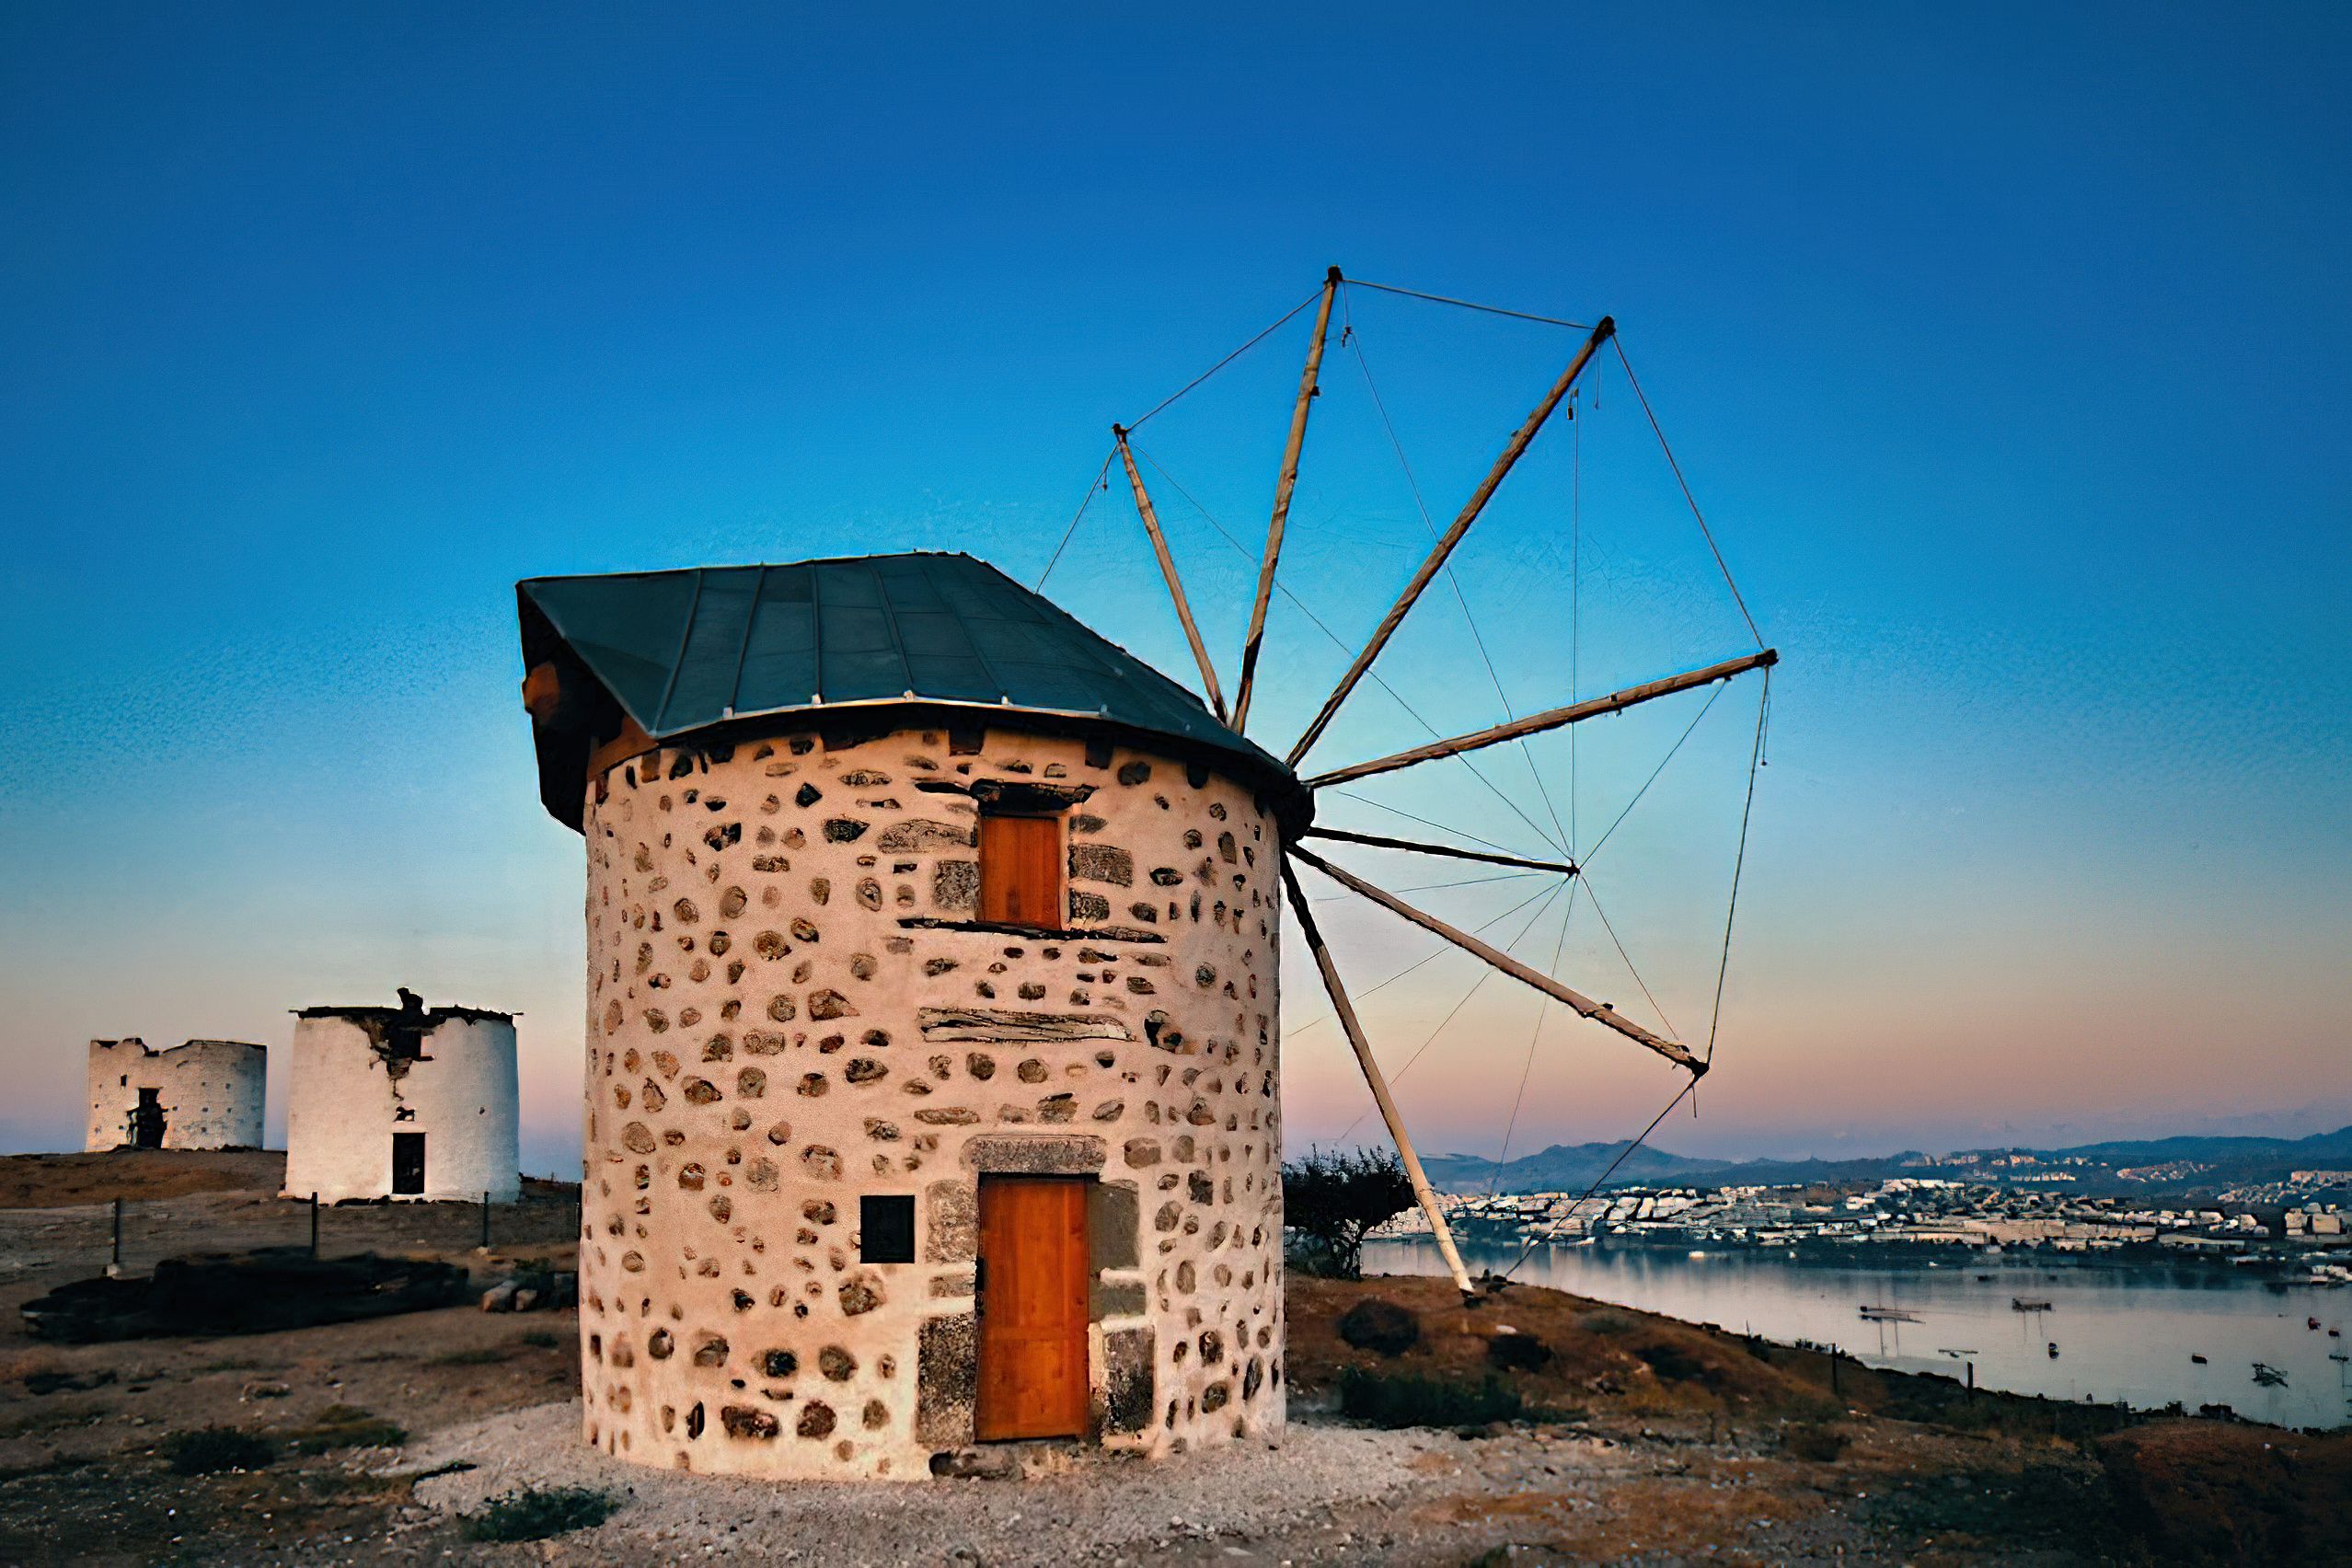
(517, 552), (1292, 825)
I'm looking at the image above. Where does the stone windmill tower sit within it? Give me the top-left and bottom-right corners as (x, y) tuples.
(517, 269), (1773, 1481)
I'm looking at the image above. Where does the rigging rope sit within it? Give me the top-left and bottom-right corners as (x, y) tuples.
(1033, 447), (1116, 592)
(1703, 666), (1771, 1064)
(1488, 877), (1580, 1193)
(1330, 878), (1570, 1143)
(1346, 278), (1595, 332)
(1580, 682), (1726, 870)
(1308, 870), (1541, 904)
(1343, 294), (1574, 859)
(1611, 337), (1764, 647)
(1499, 1074), (1700, 1281)
(1579, 875), (1681, 1043)
(1134, 444), (1571, 859)
(1123, 286), (1323, 433)
(1287, 875), (1563, 1043)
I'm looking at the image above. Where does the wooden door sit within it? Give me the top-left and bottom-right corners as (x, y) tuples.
(975, 1176), (1090, 1441)
(979, 813), (1063, 928)
(391, 1133), (426, 1195)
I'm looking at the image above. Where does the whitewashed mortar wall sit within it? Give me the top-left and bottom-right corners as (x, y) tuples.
(577, 722), (1286, 1479)
(84, 1039), (266, 1150)
(282, 1013), (522, 1203)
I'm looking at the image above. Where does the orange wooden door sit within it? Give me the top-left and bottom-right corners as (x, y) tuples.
(975, 1176), (1090, 1440)
(979, 813), (1063, 927)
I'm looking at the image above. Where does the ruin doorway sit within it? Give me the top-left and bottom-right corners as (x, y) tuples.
(132, 1089), (165, 1149)
(974, 1174), (1090, 1441)
(391, 1132), (426, 1195)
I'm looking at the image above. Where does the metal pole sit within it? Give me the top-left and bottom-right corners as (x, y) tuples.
(481, 1191), (491, 1249)
(111, 1197), (122, 1269)
(309, 1191), (319, 1258)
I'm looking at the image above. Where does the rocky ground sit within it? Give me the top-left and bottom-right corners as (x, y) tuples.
(1, 1153), (2346, 1566)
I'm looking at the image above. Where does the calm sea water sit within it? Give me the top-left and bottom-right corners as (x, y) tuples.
(1363, 1239), (2352, 1431)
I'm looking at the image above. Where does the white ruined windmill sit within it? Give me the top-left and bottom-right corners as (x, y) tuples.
(1065, 266), (1777, 1297)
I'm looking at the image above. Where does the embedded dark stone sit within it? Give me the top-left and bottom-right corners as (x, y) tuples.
(917, 1312), (980, 1445)
(839, 1274), (883, 1315)
(844, 1057), (888, 1084)
(823, 819), (870, 843)
(1071, 813), (1108, 835)
(1067, 844), (1133, 886)
(1117, 761), (1151, 785)
(1199, 1328), (1224, 1366)
(1104, 1325), (1156, 1435)
(1243, 1355), (1264, 1402)
(762, 1348), (798, 1378)
(648, 1329), (674, 1359)
(1068, 891), (1111, 922)
(808, 989), (856, 1020)
(1124, 1138), (1160, 1167)
(1149, 868), (1183, 887)
(682, 1077), (721, 1105)
(1188, 1170), (1215, 1204)
(878, 819), (976, 852)
(933, 860), (980, 910)
(819, 1345), (858, 1380)
(1337, 1297), (1421, 1356)
(721, 1404), (780, 1439)
(795, 783), (823, 807)
(1200, 1379), (1230, 1412)
(704, 822), (742, 850)
(692, 1333), (730, 1367)
(1127, 902), (1159, 923)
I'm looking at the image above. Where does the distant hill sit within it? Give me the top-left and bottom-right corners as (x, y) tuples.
(1421, 1124), (2352, 1195)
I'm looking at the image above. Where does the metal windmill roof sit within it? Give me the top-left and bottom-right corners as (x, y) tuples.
(517, 552), (1292, 823)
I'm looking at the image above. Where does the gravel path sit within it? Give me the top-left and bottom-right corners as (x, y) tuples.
(392, 1401), (1436, 1566)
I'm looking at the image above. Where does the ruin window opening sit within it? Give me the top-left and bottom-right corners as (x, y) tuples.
(977, 803), (1066, 929)
(859, 1194), (916, 1263)
(392, 1132), (427, 1195)
(133, 1088), (165, 1149)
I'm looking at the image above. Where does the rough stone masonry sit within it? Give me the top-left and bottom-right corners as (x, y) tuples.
(576, 722), (1286, 1479)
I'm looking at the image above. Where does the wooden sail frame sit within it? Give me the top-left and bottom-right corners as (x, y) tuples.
(1113, 424), (1229, 722)
(1079, 267), (1768, 1290)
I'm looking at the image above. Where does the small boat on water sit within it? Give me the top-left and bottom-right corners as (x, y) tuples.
(2311, 1318), (2324, 1331)
(2252, 1362), (2289, 1388)
(2191, 1354), (2208, 1365)
(1860, 1305), (1920, 1322)
(2047, 1341), (2060, 1358)
(2012, 1297), (2054, 1312)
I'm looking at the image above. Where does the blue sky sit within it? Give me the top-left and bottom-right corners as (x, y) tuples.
(4, 4), (2346, 1172)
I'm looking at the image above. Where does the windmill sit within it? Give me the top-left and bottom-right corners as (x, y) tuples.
(1055, 266), (1777, 1297)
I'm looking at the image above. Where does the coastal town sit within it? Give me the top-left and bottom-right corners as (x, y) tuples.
(1386, 1176), (2352, 1281)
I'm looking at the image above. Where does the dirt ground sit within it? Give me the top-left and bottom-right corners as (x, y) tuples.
(0, 1153), (2345, 1566)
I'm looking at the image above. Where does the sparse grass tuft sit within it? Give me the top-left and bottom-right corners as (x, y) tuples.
(1338, 1366), (1527, 1429)
(431, 1347), (505, 1366)
(460, 1486), (619, 1542)
(518, 1329), (561, 1350)
(1580, 1309), (1634, 1336)
(167, 1426), (275, 1475)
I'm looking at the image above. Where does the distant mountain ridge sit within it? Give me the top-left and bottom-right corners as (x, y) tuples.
(1419, 1123), (2352, 1195)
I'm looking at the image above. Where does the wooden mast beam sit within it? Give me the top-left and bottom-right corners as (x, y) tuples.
(1301, 826), (1577, 877)
(1113, 425), (1228, 722)
(1304, 649), (1778, 790)
(1286, 315), (1616, 767)
(1280, 859), (1477, 1298)
(1231, 265), (1343, 735)
(1290, 845), (1704, 1076)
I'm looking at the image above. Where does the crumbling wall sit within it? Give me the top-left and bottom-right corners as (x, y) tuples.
(84, 1038), (266, 1151)
(281, 1006), (521, 1203)
(576, 724), (1286, 1480)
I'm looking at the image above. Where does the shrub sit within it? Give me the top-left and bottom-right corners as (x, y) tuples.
(1283, 1147), (1415, 1281)
(1337, 1366), (1525, 1429)
(1337, 1297), (1421, 1356)
(1485, 1329), (1554, 1372)
(461, 1487), (620, 1542)
(166, 1426), (274, 1475)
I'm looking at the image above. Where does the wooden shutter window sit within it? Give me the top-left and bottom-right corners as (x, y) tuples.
(979, 812), (1064, 928)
